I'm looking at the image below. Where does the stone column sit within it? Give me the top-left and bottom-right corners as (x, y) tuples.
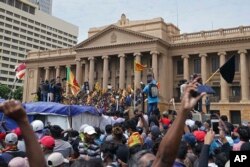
(88, 57), (95, 91)
(199, 53), (207, 83)
(182, 54), (190, 80)
(239, 49), (249, 102)
(151, 51), (159, 81)
(218, 51), (229, 102)
(75, 58), (82, 85)
(119, 53), (126, 89)
(55, 66), (60, 78)
(134, 52), (141, 89)
(102, 55), (109, 90)
(84, 61), (89, 82)
(44, 67), (49, 81)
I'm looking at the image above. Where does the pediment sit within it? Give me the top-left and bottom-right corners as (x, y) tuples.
(76, 25), (157, 49)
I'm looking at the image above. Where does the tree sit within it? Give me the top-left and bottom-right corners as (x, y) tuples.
(0, 84), (11, 99)
(13, 86), (23, 101)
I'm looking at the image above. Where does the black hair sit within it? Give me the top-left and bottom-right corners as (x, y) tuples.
(240, 142), (250, 151)
(238, 126), (250, 142)
(195, 121), (202, 128)
(105, 125), (112, 134)
(176, 141), (188, 160)
(50, 125), (63, 139)
(125, 119), (137, 132)
(220, 115), (228, 122)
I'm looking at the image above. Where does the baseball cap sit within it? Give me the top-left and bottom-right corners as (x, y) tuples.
(83, 126), (96, 135)
(39, 136), (55, 149)
(5, 133), (18, 144)
(193, 130), (206, 142)
(8, 157), (29, 167)
(79, 124), (89, 133)
(150, 125), (161, 138)
(183, 133), (197, 147)
(47, 152), (69, 167)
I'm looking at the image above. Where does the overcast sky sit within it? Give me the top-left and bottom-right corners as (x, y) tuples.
(52, 0), (250, 43)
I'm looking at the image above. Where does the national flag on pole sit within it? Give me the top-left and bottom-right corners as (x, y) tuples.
(15, 63), (26, 80)
(135, 61), (147, 71)
(66, 67), (80, 96)
(219, 55), (235, 84)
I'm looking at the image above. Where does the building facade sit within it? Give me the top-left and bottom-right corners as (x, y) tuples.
(24, 14), (250, 123)
(28, 0), (52, 15)
(0, 0), (78, 87)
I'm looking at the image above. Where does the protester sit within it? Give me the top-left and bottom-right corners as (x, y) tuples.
(143, 74), (159, 116)
(50, 125), (74, 158)
(39, 135), (55, 161)
(47, 152), (69, 167)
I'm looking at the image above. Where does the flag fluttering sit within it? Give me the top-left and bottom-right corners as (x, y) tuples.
(219, 55), (235, 84)
(135, 61), (147, 71)
(15, 63), (26, 80)
(66, 67), (80, 96)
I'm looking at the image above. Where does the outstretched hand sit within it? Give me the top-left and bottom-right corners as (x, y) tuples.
(180, 77), (206, 113)
(0, 100), (28, 123)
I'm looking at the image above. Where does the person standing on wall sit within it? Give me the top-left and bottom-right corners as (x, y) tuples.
(143, 74), (159, 116)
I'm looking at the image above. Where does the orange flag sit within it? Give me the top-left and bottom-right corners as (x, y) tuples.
(135, 61), (147, 71)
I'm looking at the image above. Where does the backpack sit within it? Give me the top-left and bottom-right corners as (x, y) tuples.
(149, 84), (158, 98)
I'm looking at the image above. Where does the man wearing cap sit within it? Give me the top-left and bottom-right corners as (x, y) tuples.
(144, 125), (162, 151)
(40, 135), (55, 161)
(0, 133), (26, 166)
(78, 125), (100, 159)
(47, 152), (69, 167)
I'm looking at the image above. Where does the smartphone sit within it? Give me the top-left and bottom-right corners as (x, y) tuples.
(211, 119), (220, 135)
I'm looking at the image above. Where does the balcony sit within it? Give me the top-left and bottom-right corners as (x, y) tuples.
(229, 96), (241, 102)
(210, 96), (220, 102)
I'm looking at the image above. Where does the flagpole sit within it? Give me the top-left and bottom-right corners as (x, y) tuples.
(8, 77), (18, 100)
(204, 68), (220, 84)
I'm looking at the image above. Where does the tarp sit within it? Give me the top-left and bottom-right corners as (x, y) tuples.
(23, 102), (101, 116)
(0, 101), (102, 130)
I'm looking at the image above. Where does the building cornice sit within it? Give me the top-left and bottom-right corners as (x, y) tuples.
(170, 36), (250, 48)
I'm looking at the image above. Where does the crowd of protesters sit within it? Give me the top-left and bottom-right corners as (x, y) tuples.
(0, 77), (250, 167)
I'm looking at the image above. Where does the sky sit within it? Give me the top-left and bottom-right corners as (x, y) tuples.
(52, 0), (250, 43)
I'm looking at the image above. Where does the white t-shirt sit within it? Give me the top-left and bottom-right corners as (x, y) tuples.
(185, 119), (195, 128)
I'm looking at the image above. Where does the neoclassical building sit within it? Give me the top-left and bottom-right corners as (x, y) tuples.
(23, 14), (250, 123)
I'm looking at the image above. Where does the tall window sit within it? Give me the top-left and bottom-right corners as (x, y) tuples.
(211, 56), (219, 72)
(177, 60), (183, 75)
(232, 86), (241, 97)
(194, 58), (201, 74)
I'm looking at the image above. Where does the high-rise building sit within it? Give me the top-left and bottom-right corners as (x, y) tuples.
(0, 0), (78, 87)
(28, 0), (52, 15)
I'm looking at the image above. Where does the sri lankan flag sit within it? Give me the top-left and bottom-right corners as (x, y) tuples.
(135, 61), (147, 71)
(66, 67), (80, 96)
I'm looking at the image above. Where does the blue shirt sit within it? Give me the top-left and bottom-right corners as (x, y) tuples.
(143, 80), (159, 104)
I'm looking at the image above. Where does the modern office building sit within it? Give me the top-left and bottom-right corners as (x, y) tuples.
(0, 0), (78, 87)
(28, 0), (52, 15)
(24, 14), (250, 122)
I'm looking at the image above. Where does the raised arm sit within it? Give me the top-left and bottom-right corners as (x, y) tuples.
(0, 100), (46, 167)
(152, 78), (206, 167)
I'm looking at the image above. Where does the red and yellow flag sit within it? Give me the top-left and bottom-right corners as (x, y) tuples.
(66, 67), (80, 96)
(135, 61), (147, 71)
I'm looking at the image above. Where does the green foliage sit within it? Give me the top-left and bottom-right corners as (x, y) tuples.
(0, 84), (11, 99)
(13, 87), (23, 101)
